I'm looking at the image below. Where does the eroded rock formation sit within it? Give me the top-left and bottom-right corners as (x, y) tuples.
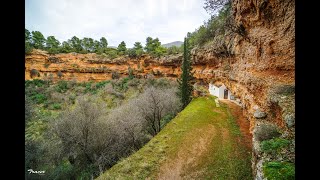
(195, 0), (295, 178)
(25, 0), (294, 178)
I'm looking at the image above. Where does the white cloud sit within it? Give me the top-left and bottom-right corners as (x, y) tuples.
(26, 0), (210, 47)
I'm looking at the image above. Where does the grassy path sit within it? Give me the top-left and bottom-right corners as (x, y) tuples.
(97, 96), (252, 180)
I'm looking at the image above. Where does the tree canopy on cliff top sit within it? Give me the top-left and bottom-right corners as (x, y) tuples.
(25, 29), (181, 58)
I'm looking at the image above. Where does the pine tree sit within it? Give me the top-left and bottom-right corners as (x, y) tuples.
(117, 41), (127, 55)
(178, 37), (194, 108)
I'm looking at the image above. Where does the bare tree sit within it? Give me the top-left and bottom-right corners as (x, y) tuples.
(137, 87), (181, 136)
(52, 95), (113, 175)
(50, 85), (181, 177)
(204, 0), (231, 14)
(107, 99), (148, 151)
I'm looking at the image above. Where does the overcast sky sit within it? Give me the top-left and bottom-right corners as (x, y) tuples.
(26, 0), (211, 47)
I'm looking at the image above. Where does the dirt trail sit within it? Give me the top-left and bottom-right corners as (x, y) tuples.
(158, 125), (216, 180)
(220, 99), (252, 150)
(158, 99), (252, 179)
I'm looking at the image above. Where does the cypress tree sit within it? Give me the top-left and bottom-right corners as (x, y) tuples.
(178, 37), (194, 108)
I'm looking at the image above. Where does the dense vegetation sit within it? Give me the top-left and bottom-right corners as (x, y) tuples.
(25, 77), (182, 179)
(25, 29), (183, 58)
(187, 2), (231, 48)
(187, 0), (246, 54)
(260, 137), (295, 179)
(261, 138), (291, 154)
(263, 161), (295, 180)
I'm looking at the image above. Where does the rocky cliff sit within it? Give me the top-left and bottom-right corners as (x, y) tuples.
(25, 0), (294, 178)
(192, 0), (295, 179)
(25, 49), (181, 81)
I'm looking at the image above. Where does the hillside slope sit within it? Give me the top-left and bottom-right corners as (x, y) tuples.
(162, 41), (183, 48)
(97, 96), (252, 179)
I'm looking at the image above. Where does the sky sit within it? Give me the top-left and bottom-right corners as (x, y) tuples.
(25, 0), (211, 48)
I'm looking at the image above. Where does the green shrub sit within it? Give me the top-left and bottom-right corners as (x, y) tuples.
(194, 85), (208, 96)
(112, 71), (120, 79)
(76, 81), (92, 93)
(67, 80), (76, 89)
(128, 67), (134, 79)
(160, 113), (175, 129)
(261, 138), (291, 153)
(127, 48), (137, 58)
(83, 81), (110, 94)
(95, 81), (110, 89)
(76, 165), (96, 180)
(75, 81), (107, 94)
(146, 78), (156, 86)
(51, 103), (62, 110)
(127, 78), (140, 87)
(187, 3), (231, 47)
(30, 69), (40, 78)
(47, 47), (60, 54)
(110, 78), (130, 92)
(43, 63), (51, 68)
(155, 78), (170, 87)
(25, 79), (46, 88)
(105, 48), (118, 59)
(55, 81), (69, 93)
(166, 46), (182, 55)
(69, 94), (76, 104)
(263, 161), (295, 180)
(128, 47), (143, 58)
(74, 86), (86, 94)
(57, 71), (63, 79)
(119, 78), (129, 91)
(153, 46), (167, 57)
(80, 82), (93, 93)
(48, 161), (75, 180)
(25, 42), (33, 54)
(31, 93), (47, 104)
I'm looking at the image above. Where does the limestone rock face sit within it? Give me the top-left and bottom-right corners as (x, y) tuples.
(191, 0), (295, 178)
(254, 109), (267, 119)
(25, 50), (184, 82)
(284, 114), (295, 128)
(253, 123), (281, 142)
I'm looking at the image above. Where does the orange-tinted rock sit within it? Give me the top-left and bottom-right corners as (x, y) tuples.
(25, 0), (294, 178)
